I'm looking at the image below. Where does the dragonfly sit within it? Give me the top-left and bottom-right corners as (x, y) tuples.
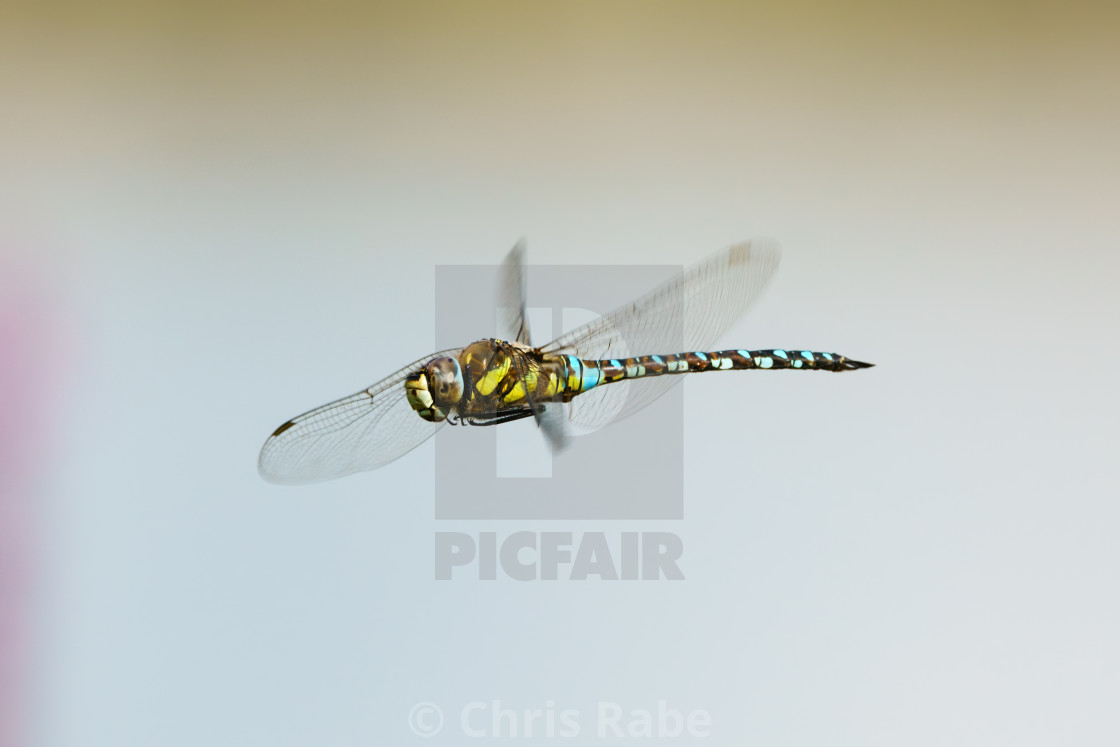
(259, 239), (873, 484)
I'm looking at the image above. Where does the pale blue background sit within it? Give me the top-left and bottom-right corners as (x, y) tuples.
(3, 1), (1118, 744)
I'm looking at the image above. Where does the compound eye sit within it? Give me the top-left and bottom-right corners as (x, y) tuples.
(426, 357), (464, 407)
(404, 370), (449, 422)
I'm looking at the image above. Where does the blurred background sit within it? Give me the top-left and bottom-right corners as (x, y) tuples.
(2, 0), (1118, 744)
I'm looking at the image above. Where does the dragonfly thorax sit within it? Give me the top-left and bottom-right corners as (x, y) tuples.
(404, 356), (464, 422)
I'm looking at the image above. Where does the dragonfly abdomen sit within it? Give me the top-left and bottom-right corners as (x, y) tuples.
(563, 349), (873, 395)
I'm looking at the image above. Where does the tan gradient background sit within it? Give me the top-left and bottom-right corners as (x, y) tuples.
(2, 2), (1118, 745)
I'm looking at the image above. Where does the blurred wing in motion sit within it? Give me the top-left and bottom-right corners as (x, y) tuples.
(499, 239), (573, 449)
(258, 349), (461, 484)
(496, 238), (532, 346)
(541, 238), (782, 430)
(533, 400), (570, 452)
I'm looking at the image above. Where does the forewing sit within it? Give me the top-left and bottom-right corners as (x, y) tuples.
(497, 238), (533, 346)
(258, 349), (461, 484)
(541, 239), (781, 429)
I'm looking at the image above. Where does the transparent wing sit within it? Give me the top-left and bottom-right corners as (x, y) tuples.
(497, 238), (532, 346)
(258, 349), (461, 484)
(540, 239), (781, 429)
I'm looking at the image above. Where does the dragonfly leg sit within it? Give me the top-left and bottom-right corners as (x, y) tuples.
(464, 409), (535, 427)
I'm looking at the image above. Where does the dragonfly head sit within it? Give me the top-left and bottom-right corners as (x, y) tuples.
(405, 356), (464, 422)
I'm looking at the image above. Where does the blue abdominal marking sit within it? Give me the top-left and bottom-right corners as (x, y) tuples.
(582, 364), (602, 391)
